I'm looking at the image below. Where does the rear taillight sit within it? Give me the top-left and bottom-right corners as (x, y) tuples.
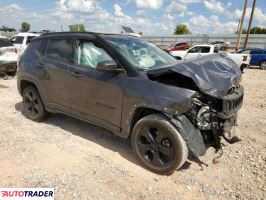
(11, 48), (18, 53)
(243, 55), (247, 61)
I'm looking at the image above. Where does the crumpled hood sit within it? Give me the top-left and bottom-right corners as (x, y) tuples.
(147, 53), (242, 98)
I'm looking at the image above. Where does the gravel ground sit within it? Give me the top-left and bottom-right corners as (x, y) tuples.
(0, 69), (265, 200)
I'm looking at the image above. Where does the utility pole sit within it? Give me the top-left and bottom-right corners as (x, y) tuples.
(236, 0), (248, 50)
(244, 0), (256, 48)
(236, 19), (241, 34)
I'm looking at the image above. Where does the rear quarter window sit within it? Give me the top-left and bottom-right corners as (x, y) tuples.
(22, 40), (42, 60)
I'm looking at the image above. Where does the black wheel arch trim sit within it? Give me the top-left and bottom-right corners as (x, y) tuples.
(169, 115), (206, 157)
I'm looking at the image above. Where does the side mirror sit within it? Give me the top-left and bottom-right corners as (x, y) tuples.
(97, 61), (124, 73)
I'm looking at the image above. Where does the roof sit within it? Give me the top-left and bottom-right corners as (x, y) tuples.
(240, 48), (265, 50)
(194, 44), (216, 47)
(35, 31), (139, 41)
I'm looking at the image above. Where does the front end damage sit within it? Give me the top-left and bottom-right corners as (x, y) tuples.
(185, 85), (243, 152)
(147, 54), (244, 161)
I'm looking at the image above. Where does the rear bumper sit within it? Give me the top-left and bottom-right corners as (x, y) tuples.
(0, 62), (17, 73)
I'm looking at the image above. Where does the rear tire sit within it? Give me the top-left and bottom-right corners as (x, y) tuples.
(22, 85), (47, 122)
(260, 61), (266, 70)
(131, 114), (188, 175)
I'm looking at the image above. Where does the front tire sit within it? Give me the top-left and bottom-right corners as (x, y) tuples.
(260, 61), (266, 70)
(22, 85), (47, 122)
(131, 114), (188, 175)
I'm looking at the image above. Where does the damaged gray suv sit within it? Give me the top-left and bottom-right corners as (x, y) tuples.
(17, 32), (244, 175)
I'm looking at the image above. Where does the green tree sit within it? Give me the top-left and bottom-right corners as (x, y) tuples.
(21, 22), (30, 32)
(174, 24), (190, 35)
(69, 24), (86, 32)
(250, 26), (266, 34)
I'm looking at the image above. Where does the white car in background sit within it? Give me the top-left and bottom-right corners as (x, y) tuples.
(0, 37), (18, 76)
(170, 44), (250, 71)
(10, 32), (40, 54)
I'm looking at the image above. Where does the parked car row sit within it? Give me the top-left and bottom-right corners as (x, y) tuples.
(169, 44), (251, 72)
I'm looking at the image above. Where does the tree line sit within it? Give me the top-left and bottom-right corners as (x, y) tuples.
(1, 22), (265, 35)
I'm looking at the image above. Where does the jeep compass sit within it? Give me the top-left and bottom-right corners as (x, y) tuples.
(17, 32), (244, 175)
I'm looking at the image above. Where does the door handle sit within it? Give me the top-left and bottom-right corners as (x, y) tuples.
(70, 71), (83, 78)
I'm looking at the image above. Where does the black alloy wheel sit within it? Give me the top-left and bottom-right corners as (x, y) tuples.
(131, 114), (188, 175)
(23, 85), (47, 122)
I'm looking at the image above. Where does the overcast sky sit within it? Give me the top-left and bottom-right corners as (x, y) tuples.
(0, 0), (265, 35)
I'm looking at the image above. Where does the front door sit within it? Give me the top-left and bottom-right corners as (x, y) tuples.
(68, 41), (125, 131)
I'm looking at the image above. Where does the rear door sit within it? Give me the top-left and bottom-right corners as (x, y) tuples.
(41, 38), (75, 113)
(68, 39), (125, 131)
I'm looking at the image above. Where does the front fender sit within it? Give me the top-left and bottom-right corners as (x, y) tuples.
(120, 77), (197, 136)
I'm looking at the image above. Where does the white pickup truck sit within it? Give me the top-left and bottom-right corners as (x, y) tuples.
(170, 45), (250, 70)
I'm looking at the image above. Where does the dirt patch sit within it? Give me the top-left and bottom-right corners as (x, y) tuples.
(0, 84), (8, 88)
(0, 69), (265, 200)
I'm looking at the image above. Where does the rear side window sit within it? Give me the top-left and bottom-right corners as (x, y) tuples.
(199, 46), (210, 53)
(45, 39), (73, 62)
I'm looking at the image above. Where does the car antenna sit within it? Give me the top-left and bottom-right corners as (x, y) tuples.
(61, 25), (63, 32)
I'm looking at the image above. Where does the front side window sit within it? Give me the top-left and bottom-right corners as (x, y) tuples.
(104, 36), (178, 71)
(74, 42), (114, 69)
(45, 39), (73, 62)
(188, 47), (199, 53)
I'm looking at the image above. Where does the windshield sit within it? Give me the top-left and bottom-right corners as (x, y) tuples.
(103, 36), (178, 70)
